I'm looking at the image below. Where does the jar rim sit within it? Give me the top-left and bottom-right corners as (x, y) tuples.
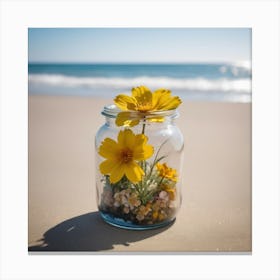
(101, 104), (179, 119)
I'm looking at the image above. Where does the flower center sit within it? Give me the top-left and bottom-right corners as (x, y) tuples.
(120, 149), (133, 163)
(137, 102), (153, 112)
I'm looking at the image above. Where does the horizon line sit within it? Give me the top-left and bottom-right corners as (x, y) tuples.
(28, 60), (249, 65)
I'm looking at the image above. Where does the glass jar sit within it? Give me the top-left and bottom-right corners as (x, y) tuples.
(95, 105), (184, 230)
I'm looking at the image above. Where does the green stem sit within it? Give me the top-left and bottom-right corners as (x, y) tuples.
(140, 117), (146, 170)
(141, 117), (146, 135)
(148, 139), (168, 178)
(158, 176), (165, 188)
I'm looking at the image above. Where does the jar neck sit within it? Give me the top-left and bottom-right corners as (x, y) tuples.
(102, 104), (178, 128)
(105, 115), (176, 128)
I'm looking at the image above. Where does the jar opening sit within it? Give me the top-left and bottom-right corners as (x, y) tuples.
(101, 104), (179, 120)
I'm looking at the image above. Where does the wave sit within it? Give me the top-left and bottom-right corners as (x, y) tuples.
(28, 74), (251, 93)
(231, 60), (251, 70)
(219, 61), (251, 77)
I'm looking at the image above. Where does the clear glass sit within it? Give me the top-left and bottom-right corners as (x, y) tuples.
(95, 105), (184, 230)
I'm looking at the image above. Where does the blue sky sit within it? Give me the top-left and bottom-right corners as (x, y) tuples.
(28, 28), (251, 63)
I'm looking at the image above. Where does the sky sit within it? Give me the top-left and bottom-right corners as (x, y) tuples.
(28, 28), (251, 63)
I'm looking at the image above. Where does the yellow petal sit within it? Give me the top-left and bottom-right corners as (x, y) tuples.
(117, 129), (135, 149)
(152, 88), (182, 111)
(100, 159), (126, 183)
(158, 96), (182, 110)
(115, 112), (140, 127)
(133, 134), (154, 160)
(123, 129), (135, 150)
(152, 88), (171, 109)
(144, 144), (154, 159)
(148, 116), (165, 123)
(156, 162), (178, 182)
(99, 159), (118, 175)
(98, 138), (119, 159)
(124, 161), (144, 183)
(132, 86), (153, 110)
(132, 85), (152, 99)
(133, 144), (154, 161)
(114, 94), (137, 110)
(134, 133), (147, 146)
(156, 162), (162, 171)
(109, 163), (126, 183)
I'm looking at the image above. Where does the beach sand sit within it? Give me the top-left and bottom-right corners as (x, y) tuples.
(28, 95), (251, 252)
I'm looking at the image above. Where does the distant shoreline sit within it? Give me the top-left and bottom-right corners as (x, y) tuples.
(28, 61), (247, 65)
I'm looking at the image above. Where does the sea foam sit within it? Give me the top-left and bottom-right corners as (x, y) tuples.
(29, 74), (251, 93)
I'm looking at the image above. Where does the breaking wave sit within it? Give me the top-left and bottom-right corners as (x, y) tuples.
(28, 74), (251, 93)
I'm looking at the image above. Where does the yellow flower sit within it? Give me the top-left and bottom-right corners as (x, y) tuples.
(98, 129), (153, 183)
(114, 85), (182, 127)
(156, 162), (178, 182)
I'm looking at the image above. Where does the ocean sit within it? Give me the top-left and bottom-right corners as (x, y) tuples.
(28, 63), (251, 103)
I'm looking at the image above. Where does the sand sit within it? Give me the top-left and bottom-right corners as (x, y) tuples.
(28, 95), (251, 252)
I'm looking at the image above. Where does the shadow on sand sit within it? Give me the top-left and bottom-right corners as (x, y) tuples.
(28, 211), (173, 252)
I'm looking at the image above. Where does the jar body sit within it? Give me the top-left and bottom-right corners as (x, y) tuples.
(95, 107), (184, 230)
